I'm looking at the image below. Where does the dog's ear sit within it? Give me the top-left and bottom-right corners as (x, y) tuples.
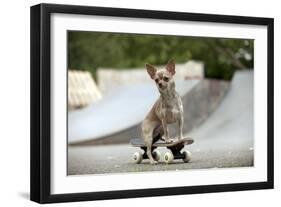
(166, 59), (175, 75)
(145, 64), (157, 79)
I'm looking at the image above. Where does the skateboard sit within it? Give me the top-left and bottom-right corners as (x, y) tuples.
(130, 137), (194, 164)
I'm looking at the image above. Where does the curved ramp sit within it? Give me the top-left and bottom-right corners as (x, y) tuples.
(187, 70), (253, 150)
(69, 77), (230, 145)
(68, 80), (199, 144)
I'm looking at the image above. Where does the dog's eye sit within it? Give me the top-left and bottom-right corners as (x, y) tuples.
(163, 77), (169, 82)
(155, 78), (159, 83)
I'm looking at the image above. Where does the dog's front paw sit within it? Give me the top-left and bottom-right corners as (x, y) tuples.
(165, 138), (173, 143)
(162, 136), (173, 143)
(178, 136), (183, 140)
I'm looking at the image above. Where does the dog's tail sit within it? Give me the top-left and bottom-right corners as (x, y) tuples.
(152, 124), (164, 143)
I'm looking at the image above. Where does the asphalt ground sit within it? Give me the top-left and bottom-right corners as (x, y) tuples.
(68, 140), (253, 175)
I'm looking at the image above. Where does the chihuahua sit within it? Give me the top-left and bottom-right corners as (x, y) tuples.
(142, 59), (184, 164)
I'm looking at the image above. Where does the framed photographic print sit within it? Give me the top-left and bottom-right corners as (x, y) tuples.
(30, 3), (274, 203)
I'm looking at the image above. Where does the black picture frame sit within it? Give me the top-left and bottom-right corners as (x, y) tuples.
(30, 3), (274, 204)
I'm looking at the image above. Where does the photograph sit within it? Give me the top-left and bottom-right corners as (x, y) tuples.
(67, 31), (254, 175)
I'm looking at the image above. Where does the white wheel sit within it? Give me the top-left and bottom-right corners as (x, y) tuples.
(182, 150), (191, 163)
(153, 150), (161, 162)
(164, 152), (174, 164)
(133, 152), (142, 164)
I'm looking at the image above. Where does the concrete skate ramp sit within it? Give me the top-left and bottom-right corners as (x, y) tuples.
(187, 70), (253, 149)
(68, 77), (230, 145)
(68, 80), (199, 144)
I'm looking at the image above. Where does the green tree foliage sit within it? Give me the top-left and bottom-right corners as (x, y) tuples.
(68, 31), (253, 80)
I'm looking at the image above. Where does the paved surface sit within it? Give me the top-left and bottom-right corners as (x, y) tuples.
(68, 71), (254, 175)
(68, 143), (253, 175)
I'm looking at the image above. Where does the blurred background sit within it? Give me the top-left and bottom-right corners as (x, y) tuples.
(68, 32), (253, 81)
(67, 31), (254, 174)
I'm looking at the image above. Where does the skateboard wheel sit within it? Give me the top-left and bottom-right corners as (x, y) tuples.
(133, 152), (142, 164)
(164, 152), (174, 164)
(152, 150), (161, 162)
(182, 150), (191, 163)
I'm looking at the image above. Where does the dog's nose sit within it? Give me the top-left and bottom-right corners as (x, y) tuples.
(158, 83), (162, 88)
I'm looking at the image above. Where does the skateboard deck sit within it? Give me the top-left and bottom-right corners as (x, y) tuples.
(130, 137), (194, 148)
(130, 137), (194, 164)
